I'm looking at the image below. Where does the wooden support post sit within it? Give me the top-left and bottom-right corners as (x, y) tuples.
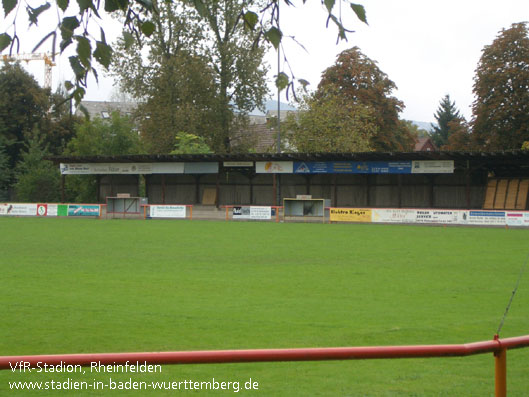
(332, 174), (337, 207)
(429, 175), (435, 208)
(96, 175), (101, 203)
(161, 175), (166, 204)
(495, 348), (507, 397)
(61, 175), (65, 203)
(397, 174), (403, 208)
(215, 172), (220, 208)
(272, 174), (277, 207)
(195, 175), (201, 204)
(249, 175), (254, 205)
(366, 175), (371, 207)
(466, 170), (471, 209)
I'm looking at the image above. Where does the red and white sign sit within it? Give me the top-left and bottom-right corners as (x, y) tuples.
(37, 204), (47, 216)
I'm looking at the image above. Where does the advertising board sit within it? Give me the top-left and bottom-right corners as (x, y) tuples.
(330, 208), (372, 222)
(0, 203), (37, 216)
(67, 205), (101, 217)
(149, 205), (187, 218)
(233, 206), (272, 220)
(255, 161), (293, 173)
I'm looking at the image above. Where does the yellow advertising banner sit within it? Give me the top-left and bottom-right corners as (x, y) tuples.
(330, 208), (372, 222)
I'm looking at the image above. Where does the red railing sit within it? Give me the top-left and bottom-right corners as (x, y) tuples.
(2, 334), (528, 396)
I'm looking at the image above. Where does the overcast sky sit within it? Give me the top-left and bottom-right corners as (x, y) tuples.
(2, 0), (528, 123)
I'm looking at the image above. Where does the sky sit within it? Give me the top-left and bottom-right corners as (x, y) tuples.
(2, 0), (529, 123)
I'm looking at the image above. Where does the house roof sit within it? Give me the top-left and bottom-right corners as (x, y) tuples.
(414, 137), (437, 151)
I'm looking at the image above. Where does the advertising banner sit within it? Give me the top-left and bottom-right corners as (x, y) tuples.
(233, 206), (272, 220)
(0, 203), (9, 215)
(67, 205), (101, 217)
(372, 209), (418, 223)
(250, 206), (272, 220)
(57, 204), (68, 216)
(60, 162), (186, 175)
(293, 161), (412, 174)
(0, 203), (37, 216)
(412, 160), (454, 174)
(466, 210), (505, 226)
(414, 210), (460, 224)
(290, 161), (454, 174)
(506, 212), (529, 226)
(150, 205), (187, 218)
(37, 204), (47, 216)
(255, 161), (293, 173)
(47, 204), (58, 217)
(330, 208), (372, 222)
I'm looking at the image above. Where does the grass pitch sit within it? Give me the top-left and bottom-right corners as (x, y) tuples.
(1, 217), (529, 395)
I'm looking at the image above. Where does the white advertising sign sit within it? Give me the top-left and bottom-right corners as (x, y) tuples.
(150, 205), (187, 218)
(466, 210), (505, 226)
(412, 160), (454, 174)
(372, 209), (417, 223)
(414, 210), (460, 224)
(233, 206), (272, 220)
(250, 206), (272, 220)
(255, 161), (293, 173)
(505, 212), (529, 226)
(371, 208), (513, 226)
(47, 204), (58, 217)
(0, 203), (37, 216)
(60, 162), (185, 175)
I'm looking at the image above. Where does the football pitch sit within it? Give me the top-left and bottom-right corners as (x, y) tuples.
(1, 217), (528, 395)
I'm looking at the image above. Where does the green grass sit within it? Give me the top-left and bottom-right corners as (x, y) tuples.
(1, 217), (528, 395)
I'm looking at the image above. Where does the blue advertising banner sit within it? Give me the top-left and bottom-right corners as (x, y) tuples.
(67, 205), (101, 217)
(293, 161), (412, 174)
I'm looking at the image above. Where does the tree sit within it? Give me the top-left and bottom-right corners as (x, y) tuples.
(111, 1), (221, 153)
(0, 62), (49, 168)
(39, 89), (82, 155)
(317, 47), (415, 151)
(0, 138), (11, 200)
(64, 112), (142, 202)
(431, 95), (462, 148)
(200, 0), (269, 152)
(472, 22), (529, 150)
(1, 0), (366, 104)
(284, 88), (375, 152)
(171, 132), (212, 154)
(112, 0), (270, 153)
(442, 118), (472, 151)
(14, 130), (61, 202)
(65, 111), (141, 156)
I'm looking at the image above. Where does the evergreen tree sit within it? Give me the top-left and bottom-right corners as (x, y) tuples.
(0, 62), (48, 168)
(0, 138), (11, 201)
(14, 131), (60, 202)
(430, 95), (462, 148)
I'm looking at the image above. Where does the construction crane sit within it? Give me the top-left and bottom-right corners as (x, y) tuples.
(2, 52), (56, 89)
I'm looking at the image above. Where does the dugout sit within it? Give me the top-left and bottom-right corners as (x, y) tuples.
(52, 151), (529, 210)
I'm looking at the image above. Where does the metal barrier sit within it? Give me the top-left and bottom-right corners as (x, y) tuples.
(2, 334), (528, 396)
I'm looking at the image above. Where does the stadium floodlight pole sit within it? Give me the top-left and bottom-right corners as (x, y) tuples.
(275, 0), (281, 207)
(276, 0), (281, 154)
